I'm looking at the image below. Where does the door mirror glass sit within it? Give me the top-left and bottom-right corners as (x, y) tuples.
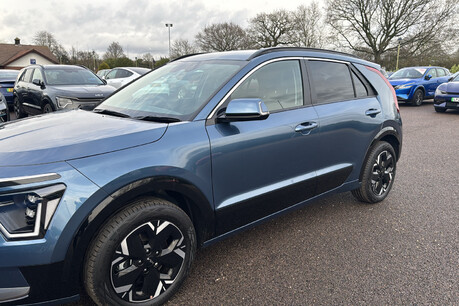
(424, 74), (432, 80)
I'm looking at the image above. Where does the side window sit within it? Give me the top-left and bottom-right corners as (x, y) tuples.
(23, 69), (34, 83)
(231, 60), (303, 112)
(32, 69), (44, 83)
(116, 69), (133, 78)
(428, 69), (437, 78)
(351, 71), (368, 97)
(106, 69), (117, 80)
(309, 61), (354, 104)
(436, 68), (446, 77)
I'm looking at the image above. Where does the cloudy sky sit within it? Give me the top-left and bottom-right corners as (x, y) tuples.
(1, 0), (315, 59)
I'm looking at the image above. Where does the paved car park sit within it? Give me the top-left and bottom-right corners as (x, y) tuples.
(61, 101), (458, 305)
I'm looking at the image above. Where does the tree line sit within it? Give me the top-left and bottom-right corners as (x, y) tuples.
(34, 0), (458, 72)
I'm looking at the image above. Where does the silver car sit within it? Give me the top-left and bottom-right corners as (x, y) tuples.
(104, 67), (150, 88)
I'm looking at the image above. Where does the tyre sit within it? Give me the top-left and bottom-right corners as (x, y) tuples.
(84, 197), (196, 306)
(42, 102), (53, 113)
(14, 96), (27, 118)
(434, 106), (446, 113)
(411, 89), (423, 106)
(352, 141), (396, 203)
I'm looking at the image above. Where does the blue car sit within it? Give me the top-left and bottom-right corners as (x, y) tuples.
(0, 48), (402, 305)
(433, 72), (459, 112)
(388, 66), (451, 106)
(0, 69), (19, 108)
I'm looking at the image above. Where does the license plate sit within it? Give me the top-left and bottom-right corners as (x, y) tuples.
(6, 88), (13, 92)
(452, 97), (459, 102)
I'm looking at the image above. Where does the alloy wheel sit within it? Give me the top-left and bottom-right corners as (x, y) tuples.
(110, 220), (186, 303)
(370, 150), (394, 196)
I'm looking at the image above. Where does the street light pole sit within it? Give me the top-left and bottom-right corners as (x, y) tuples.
(165, 23), (173, 59)
(396, 37), (402, 71)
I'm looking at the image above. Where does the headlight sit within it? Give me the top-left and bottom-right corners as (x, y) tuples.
(395, 83), (414, 90)
(0, 184), (66, 240)
(56, 97), (75, 109)
(435, 87), (446, 95)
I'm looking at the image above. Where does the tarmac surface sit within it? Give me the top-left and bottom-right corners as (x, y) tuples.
(62, 101), (458, 305)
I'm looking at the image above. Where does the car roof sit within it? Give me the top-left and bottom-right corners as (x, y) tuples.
(174, 47), (379, 68)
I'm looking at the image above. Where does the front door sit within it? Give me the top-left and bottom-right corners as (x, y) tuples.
(206, 59), (321, 235)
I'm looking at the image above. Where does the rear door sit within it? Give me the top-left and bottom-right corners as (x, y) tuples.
(28, 68), (46, 113)
(207, 59), (321, 235)
(305, 59), (384, 192)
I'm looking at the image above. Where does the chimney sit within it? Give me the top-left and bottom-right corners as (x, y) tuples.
(14, 37), (20, 45)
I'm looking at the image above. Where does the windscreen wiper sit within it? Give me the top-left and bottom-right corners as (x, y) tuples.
(93, 108), (131, 118)
(133, 115), (181, 123)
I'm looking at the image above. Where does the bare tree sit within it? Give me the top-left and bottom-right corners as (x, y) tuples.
(248, 10), (295, 48)
(171, 39), (198, 58)
(195, 22), (250, 52)
(290, 3), (326, 48)
(103, 42), (125, 60)
(326, 0), (458, 64)
(33, 31), (69, 63)
(142, 53), (155, 68)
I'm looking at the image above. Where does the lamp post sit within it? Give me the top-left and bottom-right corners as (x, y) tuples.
(165, 23), (173, 59)
(395, 37), (402, 71)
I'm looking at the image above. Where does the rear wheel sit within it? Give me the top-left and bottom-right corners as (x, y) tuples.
(14, 97), (26, 118)
(352, 141), (397, 203)
(411, 89), (423, 106)
(84, 197), (196, 306)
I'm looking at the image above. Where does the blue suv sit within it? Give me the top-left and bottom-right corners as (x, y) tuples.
(0, 48), (402, 305)
(388, 66), (450, 106)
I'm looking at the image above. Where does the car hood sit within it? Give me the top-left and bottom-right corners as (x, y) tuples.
(388, 79), (419, 86)
(438, 81), (459, 94)
(0, 110), (167, 166)
(51, 85), (116, 98)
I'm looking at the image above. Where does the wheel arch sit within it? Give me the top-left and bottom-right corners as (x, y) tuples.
(61, 176), (214, 289)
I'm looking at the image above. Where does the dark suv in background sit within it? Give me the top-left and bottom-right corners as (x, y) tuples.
(13, 65), (116, 118)
(0, 48), (401, 305)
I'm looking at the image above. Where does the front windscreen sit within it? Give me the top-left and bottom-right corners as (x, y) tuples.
(44, 68), (104, 85)
(389, 68), (427, 80)
(97, 60), (245, 121)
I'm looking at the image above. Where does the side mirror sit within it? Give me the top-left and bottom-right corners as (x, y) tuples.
(218, 98), (269, 122)
(424, 74), (432, 80)
(32, 79), (44, 88)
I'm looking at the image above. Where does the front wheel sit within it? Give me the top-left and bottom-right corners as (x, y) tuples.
(42, 103), (53, 113)
(352, 141), (397, 203)
(14, 97), (27, 118)
(411, 89), (423, 106)
(84, 197), (196, 306)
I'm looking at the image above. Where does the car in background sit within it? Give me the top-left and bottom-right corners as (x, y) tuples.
(96, 68), (111, 79)
(0, 69), (20, 108)
(105, 67), (150, 88)
(433, 72), (459, 113)
(0, 47), (402, 305)
(388, 66), (450, 106)
(13, 64), (116, 118)
(0, 92), (9, 122)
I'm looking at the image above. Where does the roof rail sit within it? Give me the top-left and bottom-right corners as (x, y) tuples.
(170, 53), (206, 62)
(248, 47), (359, 60)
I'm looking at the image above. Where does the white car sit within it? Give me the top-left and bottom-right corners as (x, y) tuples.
(104, 67), (151, 88)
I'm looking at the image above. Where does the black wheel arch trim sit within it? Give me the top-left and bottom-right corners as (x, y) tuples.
(59, 176), (214, 296)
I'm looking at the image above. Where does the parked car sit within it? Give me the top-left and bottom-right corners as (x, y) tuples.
(105, 67), (150, 88)
(0, 69), (20, 108)
(388, 66), (450, 106)
(0, 92), (9, 122)
(433, 72), (459, 113)
(13, 65), (116, 118)
(96, 68), (111, 79)
(0, 48), (402, 305)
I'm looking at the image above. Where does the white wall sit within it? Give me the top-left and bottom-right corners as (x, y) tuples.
(7, 52), (56, 68)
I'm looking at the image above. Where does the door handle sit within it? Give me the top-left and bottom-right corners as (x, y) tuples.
(295, 122), (318, 133)
(365, 109), (381, 117)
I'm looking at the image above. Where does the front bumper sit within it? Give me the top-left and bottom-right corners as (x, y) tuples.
(434, 95), (459, 110)
(0, 268), (29, 303)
